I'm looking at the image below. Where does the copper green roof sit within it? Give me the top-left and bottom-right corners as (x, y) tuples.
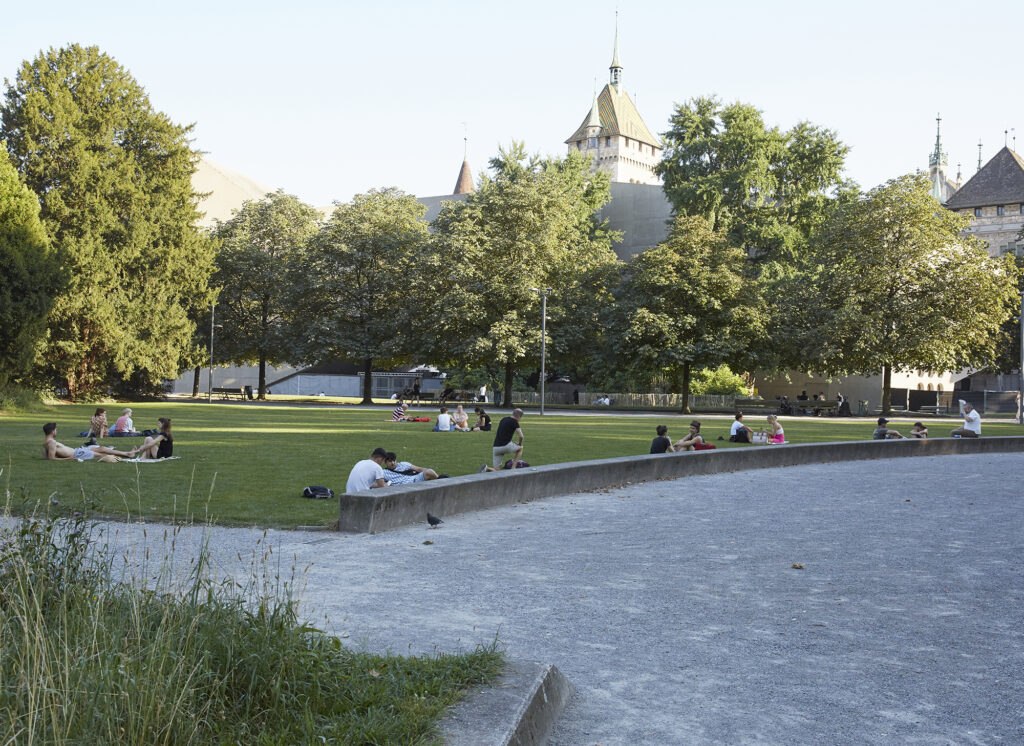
(565, 83), (661, 149)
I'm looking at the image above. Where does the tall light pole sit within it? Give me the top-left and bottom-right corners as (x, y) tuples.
(530, 287), (552, 415)
(1018, 290), (1023, 425)
(208, 301), (215, 404)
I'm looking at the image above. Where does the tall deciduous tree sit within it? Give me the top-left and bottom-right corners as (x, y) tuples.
(213, 191), (320, 399)
(656, 96), (851, 263)
(790, 174), (1019, 413)
(426, 143), (618, 406)
(1, 44), (215, 398)
(609, 215), (766, 413)
(296, 188), (429, 403)
(0, 148), (62, 388)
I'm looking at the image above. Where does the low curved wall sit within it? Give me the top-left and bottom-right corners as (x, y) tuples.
(338, 437), (1024, 534)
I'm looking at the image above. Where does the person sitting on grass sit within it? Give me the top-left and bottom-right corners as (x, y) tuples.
(89, 408), (109, 438)
(345, 447), (389, 493)
(650, 424), (675, 453)
(673, 421), (705, 451)
(136, 418), (174, 460)
(382, 452), (439, 485)
(729, 413), (754, 443)
(433, 406), (453, 431)
(43, 423), (138, 462)
(452, 405), (471, 432)
(766, 414), (785, 444)
(909, 422), (928, 439)
(391, 402), (413, 422)
(873, 417), (904, 439)
(110, 408), (141, 436)
(950, 401), (981, 438)
(471, 407), (492, 431)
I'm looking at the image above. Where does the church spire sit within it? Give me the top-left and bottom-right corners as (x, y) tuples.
(609, 12), (622, 91)
(585, 80), (601, 134)
(453, 124), (474, 195)
(929, 113), (947, 168)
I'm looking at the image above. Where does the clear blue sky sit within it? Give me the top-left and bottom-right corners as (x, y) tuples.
(1, 0), (1019, 207)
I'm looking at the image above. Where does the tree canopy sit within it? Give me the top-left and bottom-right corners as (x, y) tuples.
(295, 188), (430, 403)
(608, 215), (766, 412)
(1, 44), (215, 398)
(0, 147), (61, 389)
(788, 174), (1019, 413)
(656, 96), (851, 263)
(427, 142), (618, 405)
(212, 191), (321, 398)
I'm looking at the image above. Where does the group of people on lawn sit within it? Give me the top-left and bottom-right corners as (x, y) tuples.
(392, 401), (492, 432)
(43, 416), (173, 463)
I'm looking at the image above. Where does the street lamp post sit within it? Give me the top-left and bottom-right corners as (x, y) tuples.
(207, 303), (223, 404)
(530, 287), (552, 415)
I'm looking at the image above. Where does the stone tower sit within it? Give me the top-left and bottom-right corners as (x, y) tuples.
(565, 18), (662, 184)
(928, 114), (958, 203)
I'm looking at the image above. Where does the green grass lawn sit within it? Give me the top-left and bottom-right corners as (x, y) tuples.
(3, 402), (1021, 528)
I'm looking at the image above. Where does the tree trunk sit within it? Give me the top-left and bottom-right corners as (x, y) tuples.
(679, 362), (691, 414)
(192, 367), (200, 397)
(881, 364), (891, 416)
(361, 357), (374, 404)
(258, 352), (267, 400)
(503, 362), (514, 408)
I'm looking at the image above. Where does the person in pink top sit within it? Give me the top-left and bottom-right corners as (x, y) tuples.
(111, 408), (139, 436)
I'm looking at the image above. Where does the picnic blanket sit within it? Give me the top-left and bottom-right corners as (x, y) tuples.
(122, 456), (181, 463)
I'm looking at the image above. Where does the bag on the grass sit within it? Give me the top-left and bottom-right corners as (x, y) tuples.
(693, 442), (716, 451)
(302, 485), (334, 499)
(750, 431), (768, 444)
(412, 417), (430, 422)
(142, 429), (159, 437)
(503, 459), (530, 469)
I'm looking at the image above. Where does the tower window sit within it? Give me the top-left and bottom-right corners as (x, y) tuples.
(605, 137), (610, 146)
(997, 205), (1006, 216)
(1020, 204), (1024, 214)
(974, 208), (983, 217)
(588, 137), (597, 148)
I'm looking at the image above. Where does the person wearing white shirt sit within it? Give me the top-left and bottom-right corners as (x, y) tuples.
(950, 401), (981, 438)
(345, 447), (389, 493)
(434, 407), (453, 431)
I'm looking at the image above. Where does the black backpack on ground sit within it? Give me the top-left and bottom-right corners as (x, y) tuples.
(302, 486), (334, 499)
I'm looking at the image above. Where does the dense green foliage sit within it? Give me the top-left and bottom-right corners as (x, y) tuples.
(428, 143), (619, 405)
(0, 148), (60, 388)
(689, 365), (751, 396)
(1, 45), (215, 399)
(298, 188), (430, 402)
(609, 216), (766, 411)
(656, 96), (852, 263)
(787, 174), (1020, 413)
(0, 506), (502, 743)
(212, 190), (322, 397)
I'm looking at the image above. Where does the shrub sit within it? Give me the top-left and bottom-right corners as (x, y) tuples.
(690, 365), (750, 396)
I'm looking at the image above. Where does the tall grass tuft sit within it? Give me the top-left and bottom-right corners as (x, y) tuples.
(0, 499), (503, 744)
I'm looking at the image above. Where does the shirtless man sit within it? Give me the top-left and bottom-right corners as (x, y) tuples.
(43, 423), (137, 462)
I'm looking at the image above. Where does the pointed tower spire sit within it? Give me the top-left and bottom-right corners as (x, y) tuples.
(609, 11), (622, 91)
(977, 140), (983, 172)
(585, 80), (601, 133)
(453, 124), (474, 195)
(929, 114), (947, 168)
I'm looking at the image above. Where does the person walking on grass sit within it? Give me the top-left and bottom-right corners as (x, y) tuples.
(345, 447), (389, 493)
(492, 408), (524, 468)
(950, 401), (981, 438)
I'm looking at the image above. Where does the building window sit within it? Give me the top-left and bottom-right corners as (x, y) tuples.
(605, 137), (610, 146)
(997, 205), (1006, 216)
(1020, 204), (1024, 215)
(974, 207), (983, 217)
(588, 137), (597, 148)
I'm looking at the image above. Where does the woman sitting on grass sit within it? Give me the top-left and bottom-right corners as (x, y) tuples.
(136, 418), (173, 460)
(89, 408), (109, 438)
(673, 421), (705, 451)
(452, 405), (470, 432)
(766, 414), (785, 444)
(472, 407), (492, 431)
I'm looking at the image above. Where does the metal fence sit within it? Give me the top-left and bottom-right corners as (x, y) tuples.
(511, 391), (736, 410)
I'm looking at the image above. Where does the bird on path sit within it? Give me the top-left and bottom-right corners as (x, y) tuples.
(427, 513), (443, 528)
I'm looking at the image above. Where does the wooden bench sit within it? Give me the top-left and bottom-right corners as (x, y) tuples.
(919, 405), (949, 416)
(417, 391), (437, 403)
(212, 386), (245, 400)
(735, 398), (779, 414)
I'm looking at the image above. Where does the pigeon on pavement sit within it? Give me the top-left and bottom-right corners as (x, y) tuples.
(427, 513), (443, 528)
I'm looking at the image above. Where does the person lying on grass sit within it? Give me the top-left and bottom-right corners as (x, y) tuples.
(382, 452), (440, 484)
(135, 418), (173, 460)
(43, 423), (138, 462)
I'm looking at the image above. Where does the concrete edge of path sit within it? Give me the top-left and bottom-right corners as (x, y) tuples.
(439, 660), (575, 746)
(339, 436), (1024, 533)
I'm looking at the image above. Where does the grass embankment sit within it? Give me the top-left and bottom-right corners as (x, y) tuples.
(2, 402), (1021, 528)
(0, 505), (502, 744)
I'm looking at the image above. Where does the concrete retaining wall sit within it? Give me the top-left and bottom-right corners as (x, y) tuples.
(339, 437), (1024, 533)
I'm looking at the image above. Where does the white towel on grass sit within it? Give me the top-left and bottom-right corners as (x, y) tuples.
(122, 456), (181, 463)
